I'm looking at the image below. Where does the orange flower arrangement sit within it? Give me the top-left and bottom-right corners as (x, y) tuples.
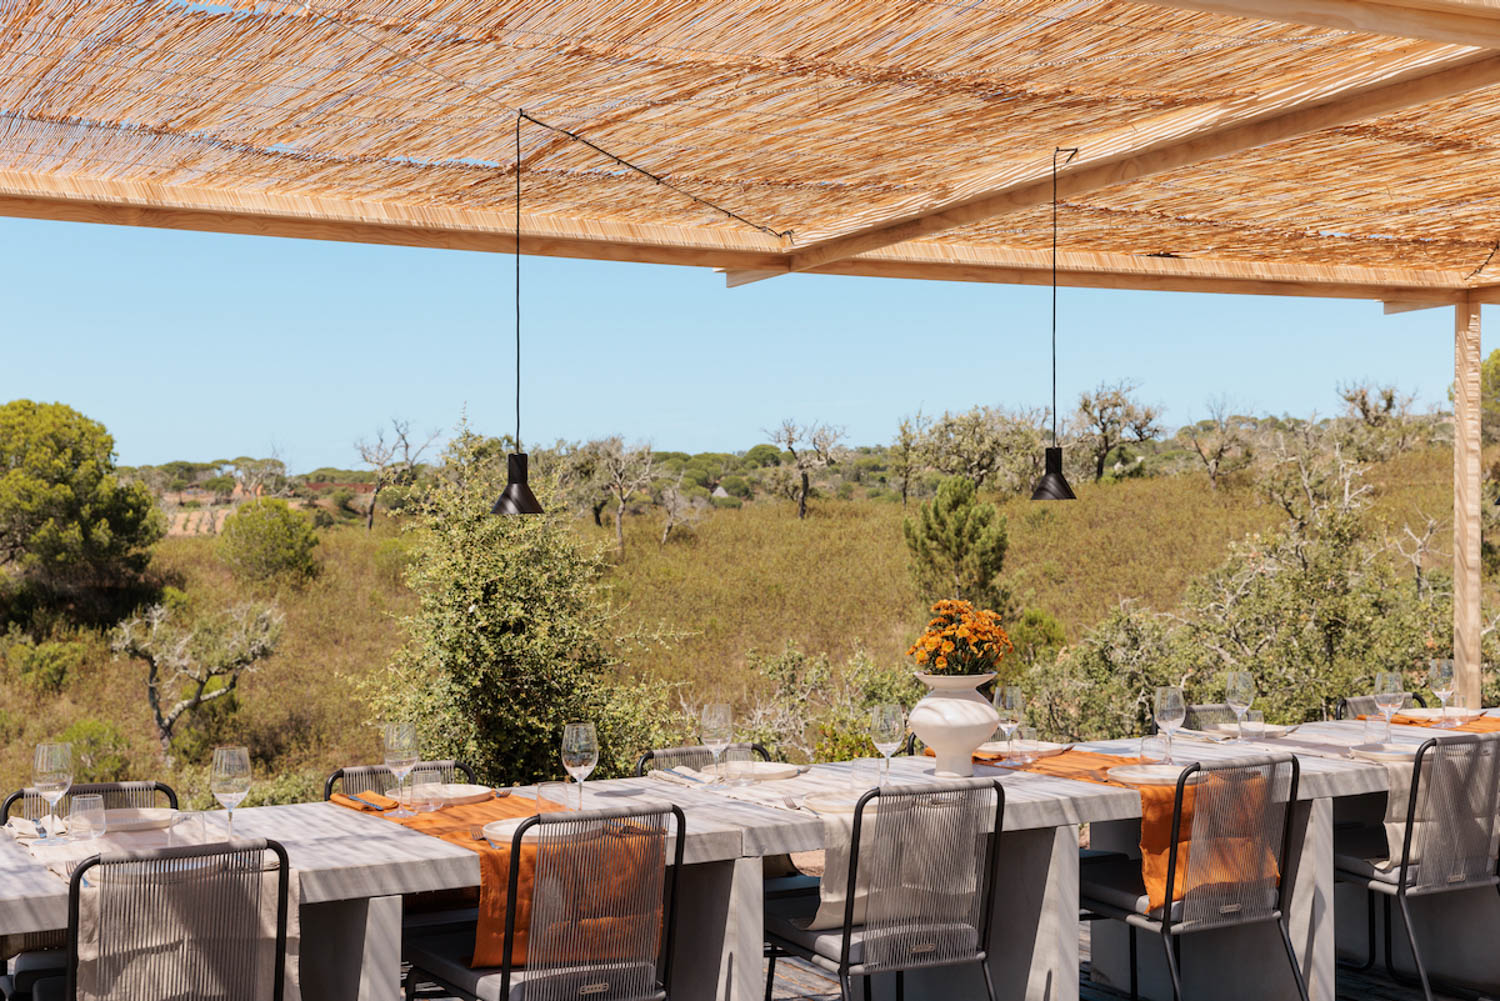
(906, 599), (1013, 676)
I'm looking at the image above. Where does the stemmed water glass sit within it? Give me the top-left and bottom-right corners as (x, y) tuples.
(702, 704), (732, 780)
(1374, 672), (1405, 742)
(1428, 659), (1455, 727)
(210, 745), (251, 838)
(993, 687), (1024, 763)
(1225, 671), (1255, 742)
(561, 723), (599, 810)
(32, 743), (72, 846)
(1154, 687), (1186, 764)
(869, 704), (905, 783)
(383, 722), (419, 818)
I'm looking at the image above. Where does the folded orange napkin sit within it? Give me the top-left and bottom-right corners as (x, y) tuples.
(330, 790), (399, 812)
(1361, 713), (1500, 733)
(1016, 749), (1277, 913)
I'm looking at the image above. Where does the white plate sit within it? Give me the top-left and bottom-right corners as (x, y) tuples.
(430, 784), (494, 806)
(1203, 722), (1294, 738)
(480, 818), (540, 844)
(1349, 743), (1422, 763)
(103, 808), (176, 832)
(802, 792), (869, 815)
(726, 761), (802, 782)
(1396, 708), (1485, 725)
(1106, 764), (1191, 787)
(977, 739), (1070, 758)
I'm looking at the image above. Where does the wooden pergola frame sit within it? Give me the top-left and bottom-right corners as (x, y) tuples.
(2, 0), (1495, 703)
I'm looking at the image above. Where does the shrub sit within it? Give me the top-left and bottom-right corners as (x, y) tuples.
(216, 499), (320, 583)
(4, 638), (86, 694)
(720, 475), (753, 499)
(711, 495), (743, 510)
(58, 718), (131, 782)
(330, 488), (357, 515)
(373, 535), (417, 588)
(903, 476), (1010, 612)
(311, 509), (335, 529)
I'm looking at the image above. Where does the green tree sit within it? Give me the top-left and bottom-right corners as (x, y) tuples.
(902, 476), (1010, 611)
(216, 499), (320, 583)
(1483, 348), (1500, 441)
(0, 400), (163, 600)
(368, 426), (682, 783)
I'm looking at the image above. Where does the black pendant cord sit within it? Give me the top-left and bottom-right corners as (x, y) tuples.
(1051, 147), (1078, 446)
(516, 110), (522, 452)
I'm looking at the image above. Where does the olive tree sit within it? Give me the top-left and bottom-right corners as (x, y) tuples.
(768, 419), (844, 519)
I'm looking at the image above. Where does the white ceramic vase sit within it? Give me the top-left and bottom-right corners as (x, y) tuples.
(909, 671), (999, 778)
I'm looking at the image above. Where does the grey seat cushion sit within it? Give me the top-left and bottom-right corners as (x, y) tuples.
(1079, 857), (1183, 922)
(763, 886), (980, 971)
(407, 932), (663, 1001)
(1333, 824), (1400, 885)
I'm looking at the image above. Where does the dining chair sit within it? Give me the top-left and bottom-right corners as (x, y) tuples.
(321, 759), (477, 801)
(28, 839), (290, 1001)
(763, 777), (1005, 1001)
(1333, 732), (1500, 1001)
(1, 780), (179, 823)
(1335, 693), (1426, 720)
(631, 743), (771, 777)
(404, 803), (686, 1001)
(1079, 754), (1305, 1001)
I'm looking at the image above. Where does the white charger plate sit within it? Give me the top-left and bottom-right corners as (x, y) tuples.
(428, 783), (494, 807)
(802, 792), (868, 815)
(1395, 708), (1485, 725)
(1106, 764), (1192, 787)
(480, 817), (540, 844)
(727, 761), (801, 782)
(1202, 722), (1294, 738)
(977, 739), (1069, 757)
(1349, 743), (1422, 763)
(103, 808), (176, 832)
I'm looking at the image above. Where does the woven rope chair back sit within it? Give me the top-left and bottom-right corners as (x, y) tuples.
(1175, 755), (1297, 934)
(1340, 694), (1417, 719)
(634, 743), (761, 776)
(7, 782), (175, 823)
(333, 760), (464, 798)
(856, 779), (1000, 973)
(69, 839), (288, 1001)
(520, 805), (677, 1001)
(1182, 704), (1237, 730)
(1404, 734), (1500, 895)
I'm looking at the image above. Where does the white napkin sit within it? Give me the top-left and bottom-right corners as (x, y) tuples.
(5, 815), (64, 841)
(645, 767), (717, 789)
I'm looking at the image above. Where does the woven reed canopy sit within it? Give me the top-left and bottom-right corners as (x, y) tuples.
(6, 0), (1500, 303)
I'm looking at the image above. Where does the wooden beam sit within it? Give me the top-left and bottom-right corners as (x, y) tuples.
(1455, 293), (1483, 710)
(1140, 0), (1500, 50)
(1383, 298), (1457, 313)
(785, 50), (1500, 274)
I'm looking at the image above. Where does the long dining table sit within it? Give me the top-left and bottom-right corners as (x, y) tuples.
(1, 719), (1498, 1001)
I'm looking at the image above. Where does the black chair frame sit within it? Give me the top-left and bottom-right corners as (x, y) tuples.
(632, 743), (772, 777)
(1084, 757), (1306, 1001)
(2, 781), (179, 822)
(322, 760), (478, 801)
(763, 779), (1006, 1001)
(1339, 736), (1500, 1001)
(406, 804), (687, 1001)
(63, 839), (290, 1001)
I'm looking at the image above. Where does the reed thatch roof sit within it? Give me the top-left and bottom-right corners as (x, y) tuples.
(6, 0), (1500, 301)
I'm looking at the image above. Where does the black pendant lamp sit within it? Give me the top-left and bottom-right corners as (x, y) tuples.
(1031, 146), (1079, 502)
(493, 110), (545, 516)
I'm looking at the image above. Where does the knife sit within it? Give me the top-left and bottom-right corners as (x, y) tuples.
(346, 793), (389, 811)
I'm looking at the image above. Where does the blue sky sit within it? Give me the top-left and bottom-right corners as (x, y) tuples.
(0, 215), (1476, 473)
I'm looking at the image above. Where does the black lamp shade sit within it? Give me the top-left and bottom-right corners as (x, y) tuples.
(1030, 446), (1076, 501)
(492, 452), (545, 515)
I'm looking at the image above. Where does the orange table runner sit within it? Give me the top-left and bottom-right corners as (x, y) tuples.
(333, 792), (563, 967)
(1016, 749), (1276, 913)
(1358, 713), (1500, 732)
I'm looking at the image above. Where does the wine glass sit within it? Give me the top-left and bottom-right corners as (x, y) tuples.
(701, 704), (732, 780)
(561, 723), (599, 810)
(1374, 672), (1405, 742)
(1154, 686), (1186, 764)
(1428, 659), (1455, 726)
(1225, 671), (1255, 741)
(869, 704), (905, 783)
(210, 746), (252, 838)
(32, 742), (72, 847)
(993, 687), (1024, 763)
(383, 722), (419, 818)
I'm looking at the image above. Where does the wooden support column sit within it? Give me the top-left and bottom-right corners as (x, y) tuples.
(1455, 294), (1483, 709)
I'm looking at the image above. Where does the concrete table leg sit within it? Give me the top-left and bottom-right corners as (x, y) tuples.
(300, 895), (403, 1001)
(673, 857), (763, 1001)
(1091, 798), (1333, 1001)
